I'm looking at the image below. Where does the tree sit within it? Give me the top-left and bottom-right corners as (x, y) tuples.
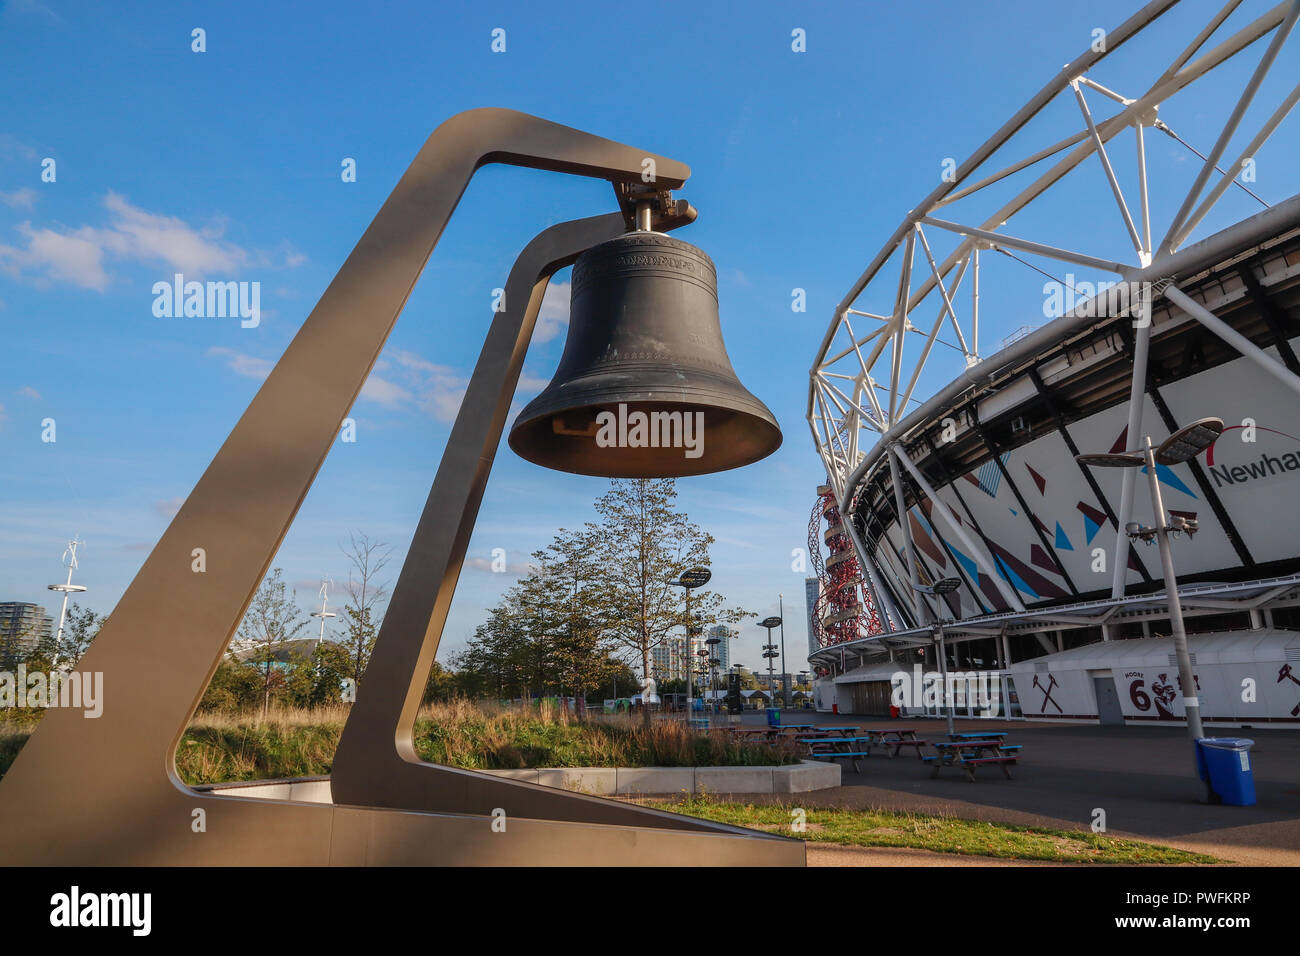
(528, 526), (619, 703)
(198, 655), (264, 712)
(236, 568), (310, 716)
(55, 603), (104, 667)
(0, 617), (41, 670)
(457, 602), (532, 699)
(284, 640), (353, 708)
(591, 478), (752, 725)
(339, 531), (392, 689)
(421, 659), (458, 704)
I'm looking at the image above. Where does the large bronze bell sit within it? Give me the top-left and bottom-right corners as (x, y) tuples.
(509, 231), (782, 477)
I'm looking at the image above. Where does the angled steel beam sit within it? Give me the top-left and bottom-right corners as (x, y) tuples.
(919, 217), (1132, 276)
(1111, 290), (1154, 598)
(1162, 0), (1300, 253)
(1145, 380), (1255, 568)
(1025, 366), (1153, 585)
(892, 444), (1026, 612)
(1164, 283), (1300, 399)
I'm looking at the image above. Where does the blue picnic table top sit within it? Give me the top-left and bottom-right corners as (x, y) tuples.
(803, 736), (872, 744)
(948, 732), (1007, 739)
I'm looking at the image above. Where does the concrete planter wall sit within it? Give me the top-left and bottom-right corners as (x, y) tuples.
(197, 760), (838, 802)
(482, 761), (840, 795)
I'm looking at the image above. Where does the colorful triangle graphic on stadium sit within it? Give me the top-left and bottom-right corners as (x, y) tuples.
(1025, 462), (1046, 495)
(1076, 501), (1108, 545)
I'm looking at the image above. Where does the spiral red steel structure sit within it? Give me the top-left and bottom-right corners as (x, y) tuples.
(809, 484), (880, 649)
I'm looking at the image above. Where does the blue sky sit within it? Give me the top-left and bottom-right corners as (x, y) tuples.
(3, 0), (1297, 671)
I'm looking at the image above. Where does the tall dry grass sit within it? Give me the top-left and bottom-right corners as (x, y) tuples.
(0, 698), (798, 786)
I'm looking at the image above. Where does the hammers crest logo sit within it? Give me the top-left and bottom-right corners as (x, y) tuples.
(1033, 672), (1062, 714)
(1279, 663), (1300, 717)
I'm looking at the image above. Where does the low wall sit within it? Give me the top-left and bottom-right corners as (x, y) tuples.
(197, 760), (839, 801)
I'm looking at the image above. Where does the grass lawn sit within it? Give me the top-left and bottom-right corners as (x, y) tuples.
(653, 795), (1222, 865)
(0, 699), (798, 784)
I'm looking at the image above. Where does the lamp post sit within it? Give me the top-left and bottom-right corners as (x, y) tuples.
(310, 579), (336, 676)
(670, 567), (711, 724)
(760, 615), (781, 714)
(778, 594), (790, 709)
(1076, 417), (1224, 754)
(47, 536), (87, 668)
(705, 630), (722, 719)
(913, 578), (961, 736)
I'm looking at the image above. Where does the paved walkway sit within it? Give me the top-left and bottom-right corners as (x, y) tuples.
(706, 711), (1300, 865)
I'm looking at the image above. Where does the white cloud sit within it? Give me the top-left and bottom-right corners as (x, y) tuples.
(515, 370), (552, 394)
(535, 281), (570, 343)
(0, 222), (111, 290)
(360, 374), (413, 407)
(375, 349), (468, 422)
(204, 343), (471, 424)
(464, 555), (535, 576)
(0, 193), (303, 291)
(2, 0), (61, 25)
(0, 188), (37, 210)
(100, 191), (246, 275)
(17, 386), (40, 400)
(153, 497), (184, 519)
(208, 346), (273, 380)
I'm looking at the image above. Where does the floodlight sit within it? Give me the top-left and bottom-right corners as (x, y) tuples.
(1156, 417), (1224, 465)
(1075, 452), (1143, 467)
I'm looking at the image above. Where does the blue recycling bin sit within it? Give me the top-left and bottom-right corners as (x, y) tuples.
(1196, 738), (1256, 806)
(765, 707), (781, 727)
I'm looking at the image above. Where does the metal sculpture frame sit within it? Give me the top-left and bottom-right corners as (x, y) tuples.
(0, 108), (803, 866)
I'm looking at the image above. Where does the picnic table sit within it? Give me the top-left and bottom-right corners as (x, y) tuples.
(924, 739), (1019, 781)
(793, 726), (861, 740)
(803, 736), (874, 772)
(860, 727), (930, 759)
(947, 731), (1007, 740)
(727, 728), (783, 741)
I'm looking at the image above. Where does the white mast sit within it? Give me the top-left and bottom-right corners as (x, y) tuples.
(47, 536), (87, 668)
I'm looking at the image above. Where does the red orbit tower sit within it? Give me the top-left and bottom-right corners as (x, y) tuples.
(809, 483), (881, 649)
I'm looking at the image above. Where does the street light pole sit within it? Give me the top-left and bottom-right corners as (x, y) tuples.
(1142, 436), (1205, 741)
(912, 578), (960, 735)
(683, 584), (691, 721)
(759, 615), (782, 716)
(670, 567), (711, 726)
(778, 593), (789, 709)
(1076, 417), (1223, 763)
(935, 622), (955, 737)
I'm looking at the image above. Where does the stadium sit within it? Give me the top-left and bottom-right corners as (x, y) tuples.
(807, 0), (1300, 727)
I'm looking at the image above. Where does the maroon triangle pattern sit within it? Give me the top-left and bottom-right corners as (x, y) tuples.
(1030, 544), (1058, 573)
(1025, 462), (1047, 495)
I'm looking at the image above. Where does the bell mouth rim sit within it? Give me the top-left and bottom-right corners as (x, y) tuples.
(507, 398), (783, 479)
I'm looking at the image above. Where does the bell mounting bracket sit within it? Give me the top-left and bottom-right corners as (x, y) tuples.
(614, 180), (697, 231)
